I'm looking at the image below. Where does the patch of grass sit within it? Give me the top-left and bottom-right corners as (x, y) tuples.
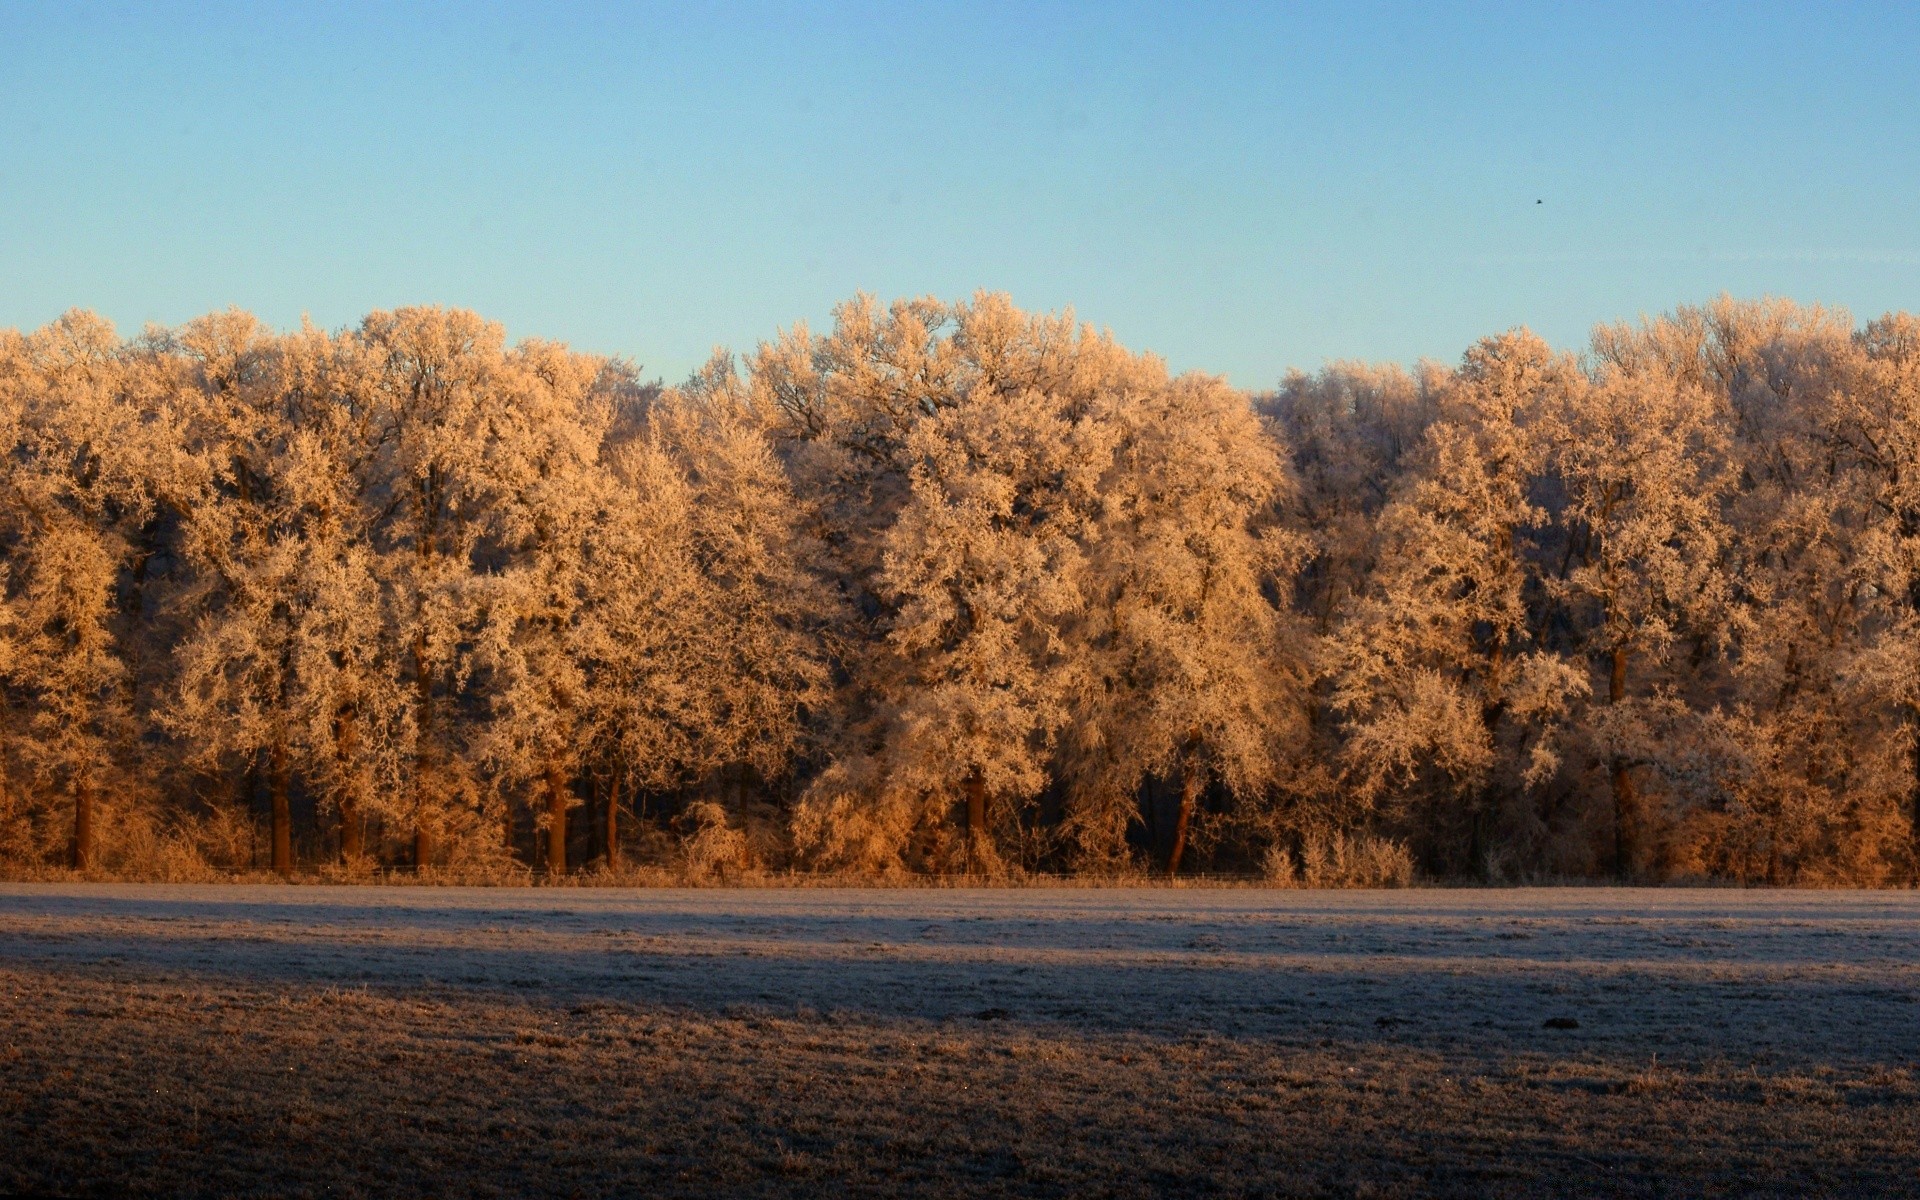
(2, 969), (1917, 1198)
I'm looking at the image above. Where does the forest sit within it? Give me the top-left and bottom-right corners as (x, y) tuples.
(0, 292), (1916, 885)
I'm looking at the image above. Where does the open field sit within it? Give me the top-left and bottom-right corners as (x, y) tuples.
(2, 885), (1918, 1197)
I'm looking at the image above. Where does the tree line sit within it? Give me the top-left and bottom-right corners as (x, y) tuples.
(1, 292), (1916, 883)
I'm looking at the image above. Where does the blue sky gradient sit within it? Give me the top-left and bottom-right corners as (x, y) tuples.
(3, 1), (1916, 386)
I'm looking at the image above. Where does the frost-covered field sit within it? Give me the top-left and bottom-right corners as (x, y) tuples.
(3, 885), (1918, 1197)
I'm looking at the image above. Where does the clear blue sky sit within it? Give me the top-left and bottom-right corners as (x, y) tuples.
(3, 2), (1916, 388)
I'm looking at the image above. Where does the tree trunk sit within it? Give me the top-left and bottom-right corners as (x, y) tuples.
(1910, 715), (1920, 870)
(963, 767), (986, 874)
(269, 731), (292, 877)
(1908, 571), (1920, 873)
(412, 631), (434, 874)
(339, 795), (362, 862)
(605, 774), (622, 873)
(1468, 802), (1489, 881)
(333, 706), (364, 863)
(1143, 775), (1161, 858)
(70, 777), (94, 871)
(240, 760), (260, 869)
(1609, 645), (1637, 880)
(585, 774), (602, 867)
(546, 763), (568, 877)
(1166, 738), (1203, 878)
(1610, 758), (1638, 880)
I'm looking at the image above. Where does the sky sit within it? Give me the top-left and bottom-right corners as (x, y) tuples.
(2, 1), (1917, 388)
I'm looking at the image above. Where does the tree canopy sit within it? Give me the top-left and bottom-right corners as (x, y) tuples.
(2, 292), (1916, 885)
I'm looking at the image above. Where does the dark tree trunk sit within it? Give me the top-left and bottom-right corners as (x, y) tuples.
(270, 635), (297, 876)
(339, 796), (362, 862)
(269, 731), (292, 877)
(1909, 570), (1920, 871)
(1609, 646), (1638, 880)
(412, 631), (434, 874)
(1610, 758), (1638, 879)
(333, 706), (364, 863)
(1910, 715), (1920, 870)
(1468, 803), (1489, 881)
(964, 767), (986, 874)
(1143, 775), (1161, 859)
(1166, 737), (1203, 878)
(1471, 633), (1511, 879)
(1165, 781), (1196, 878)
(546, 763), (568, 877)
(585, 774), (602, 866)
(70, 777), (94, 871)
(240, 760), (260, 869)
(605, 774), (622, 873)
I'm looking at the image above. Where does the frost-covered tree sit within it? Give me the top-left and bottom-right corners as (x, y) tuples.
(1830, 311), (1920, 871)
(782, 293), (1310, 876)
(352, 307), (522, 869)
(1592, 298), (1903, 881)
(1543, 351), (1732, 876)
(1067, 369), (1308, 875)
(0, 313), (194, 868)
(1259, 361), (1438, 635)
(3, 294), (1920, 884)
(785, 296), (1100, 872)
(1330, 331), (1587, 874)
(1711, 304), (1896, 881)
(630, 360), (828, 831)
(474, 349), (824, 876)
(459, 338), (618, 876)
(168, 316), (403, 868)
(167, 310), (304, 873)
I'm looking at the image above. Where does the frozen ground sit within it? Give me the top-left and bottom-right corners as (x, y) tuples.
(2, 884), (1918, 1196)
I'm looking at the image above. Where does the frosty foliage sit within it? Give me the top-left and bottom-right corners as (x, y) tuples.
(2, 293), (1919, 883)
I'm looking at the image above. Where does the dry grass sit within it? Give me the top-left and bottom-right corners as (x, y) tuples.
(3, 885), (1918, 1197)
